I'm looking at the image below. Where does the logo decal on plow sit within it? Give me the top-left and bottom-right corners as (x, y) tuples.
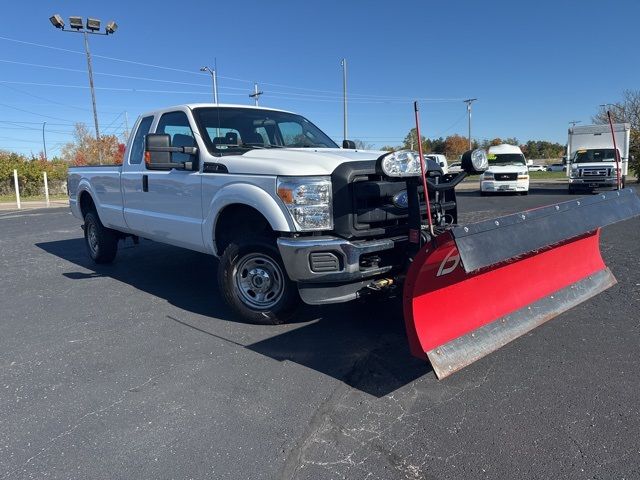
(437, 248), (460, 277)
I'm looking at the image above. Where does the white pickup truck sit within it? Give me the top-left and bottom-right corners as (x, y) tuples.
(68, 104), (455, 324)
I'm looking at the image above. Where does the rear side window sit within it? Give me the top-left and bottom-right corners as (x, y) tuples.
(129, 116), (153, 164)
(156, 111), (195, 163)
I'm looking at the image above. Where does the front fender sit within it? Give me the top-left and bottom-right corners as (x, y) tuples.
(203, 182), (294, 255)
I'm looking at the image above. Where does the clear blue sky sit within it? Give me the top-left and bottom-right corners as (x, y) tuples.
(0, 0), (637, 156)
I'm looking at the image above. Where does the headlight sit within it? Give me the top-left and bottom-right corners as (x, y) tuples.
(378, 150), (421, 177)
(471, 149), (488, 171)
(483, 172), (494, 180)
(277, 176), (332, 231)
(461, 149), (489, 174)
(518, 173), (529, 179)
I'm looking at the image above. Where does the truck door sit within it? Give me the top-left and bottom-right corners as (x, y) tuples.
(123, 110), (205, 251)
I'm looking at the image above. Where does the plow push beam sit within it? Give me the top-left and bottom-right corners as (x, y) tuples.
(403, 188), (640, 379)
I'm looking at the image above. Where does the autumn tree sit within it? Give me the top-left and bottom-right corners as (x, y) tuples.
(61, 123), (124, 166)
(593, 89), (640, 180)
(443, 134), (469, 158)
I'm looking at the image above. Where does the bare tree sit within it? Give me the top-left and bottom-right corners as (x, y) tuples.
(353, 139), (375, 150)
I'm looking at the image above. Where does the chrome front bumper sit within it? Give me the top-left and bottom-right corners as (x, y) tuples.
(276, 235), (402, 284)
(481, 180), (529, 192)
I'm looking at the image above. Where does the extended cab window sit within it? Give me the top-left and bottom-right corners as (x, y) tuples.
(192, 107), (338, 155)
(129, 116), (153, 164)
(155, 111), (195, 163)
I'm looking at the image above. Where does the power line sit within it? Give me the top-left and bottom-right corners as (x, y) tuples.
(0, 35), (467, 104)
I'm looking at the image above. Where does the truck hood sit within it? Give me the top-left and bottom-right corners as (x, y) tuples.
(485, 165), (529, 174)
(209, 148), (385, 176)
(572, 162), (617, 168)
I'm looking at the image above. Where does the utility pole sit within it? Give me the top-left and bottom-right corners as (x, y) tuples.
(463, 98), (477, 150)
(341, 58), (348, 142)
(42, 122), (47, 160)
(124, 111), (129, 140)
(249, 82), (263, 106)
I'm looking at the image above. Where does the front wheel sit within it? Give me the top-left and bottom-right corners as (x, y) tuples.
(218, 238), (299, 325)
(84, 211), (118, 264)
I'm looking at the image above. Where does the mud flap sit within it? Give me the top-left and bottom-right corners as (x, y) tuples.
(403, 189), (640, 379)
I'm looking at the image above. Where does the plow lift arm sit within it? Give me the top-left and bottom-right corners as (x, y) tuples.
(378, 147), (640, 379)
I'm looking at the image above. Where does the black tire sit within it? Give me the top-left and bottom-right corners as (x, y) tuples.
(521, 190), (529, 196)
(217, 238), (299, 325)
(568, 186), (576, 195)
(480, 190), (488, 197)
(84, 211), (118, 264)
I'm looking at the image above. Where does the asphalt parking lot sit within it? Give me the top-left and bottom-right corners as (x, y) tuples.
(1, 185), (639, 480)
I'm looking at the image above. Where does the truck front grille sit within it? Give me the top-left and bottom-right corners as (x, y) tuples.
(494, 173), (518, 181)
(581, 168), (610, 177)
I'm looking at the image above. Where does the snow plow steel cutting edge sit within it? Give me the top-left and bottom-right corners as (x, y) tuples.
(400, 183), (640, 379)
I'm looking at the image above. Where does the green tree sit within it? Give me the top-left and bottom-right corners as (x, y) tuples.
(402, 128), (431, 152)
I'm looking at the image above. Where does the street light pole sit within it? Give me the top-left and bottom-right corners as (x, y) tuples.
(82, 31), (102, 164)
(42, 122), (47, 160)
(200, 65), (219, 104)
(463, 98), (477, 150)
(49, 14), (117, 165)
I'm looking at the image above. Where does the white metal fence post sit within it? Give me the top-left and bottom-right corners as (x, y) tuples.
(13, 169), (21, 209)
(43, 171), (50, 207)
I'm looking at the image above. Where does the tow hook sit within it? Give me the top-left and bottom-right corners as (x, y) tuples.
(367, 278), (395, 291)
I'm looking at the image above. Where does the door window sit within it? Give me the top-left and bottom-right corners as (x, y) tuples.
(129, 116), (154, 165)
(155, 111), (195, 163)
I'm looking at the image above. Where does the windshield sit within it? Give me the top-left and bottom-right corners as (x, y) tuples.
(487, 153), (526, 166)
(192, 107), (338, 154)
(573, 148), (618, 163)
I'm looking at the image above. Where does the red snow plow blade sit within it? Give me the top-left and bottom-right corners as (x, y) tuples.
(403, 189), (640, 379)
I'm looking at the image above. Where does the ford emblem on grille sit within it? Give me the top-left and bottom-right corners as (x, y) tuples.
(392, 190), (409, 209)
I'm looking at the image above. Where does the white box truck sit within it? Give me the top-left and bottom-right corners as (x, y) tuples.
(567, 123), (630, 193)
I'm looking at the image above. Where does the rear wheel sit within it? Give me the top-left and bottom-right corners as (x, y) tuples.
(218, 238), (299, 324)
(84, 211), (118, 264)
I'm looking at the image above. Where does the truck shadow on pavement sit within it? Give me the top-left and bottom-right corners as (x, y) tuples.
(37, 238), (430, 397)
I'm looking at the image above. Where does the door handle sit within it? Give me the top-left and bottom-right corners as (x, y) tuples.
(142, 174), (149, 192)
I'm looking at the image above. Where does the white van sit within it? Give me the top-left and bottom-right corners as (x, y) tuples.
(480, 144), (530, 195)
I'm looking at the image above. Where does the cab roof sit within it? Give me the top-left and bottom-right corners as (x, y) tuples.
(139, 103), (293, 118)
(487, 144), (523, 155)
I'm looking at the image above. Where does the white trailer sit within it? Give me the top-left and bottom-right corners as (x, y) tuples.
(567, 123), (630, 192)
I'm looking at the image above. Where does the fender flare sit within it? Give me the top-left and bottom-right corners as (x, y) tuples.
(204, 182), (294, 255)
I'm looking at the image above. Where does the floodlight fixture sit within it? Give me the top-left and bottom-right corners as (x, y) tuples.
(105, 21), (118, 34)
(69, 16), (83, 30)
(86, 18), (101, 32)
(49, 14), (64, 29)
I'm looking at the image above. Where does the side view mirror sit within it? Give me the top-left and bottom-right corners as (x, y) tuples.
(145, 133), (198, 170)
(461, 149), (488, 174)
(342, 139), (356, 149)
(527, 159), (533, 166)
